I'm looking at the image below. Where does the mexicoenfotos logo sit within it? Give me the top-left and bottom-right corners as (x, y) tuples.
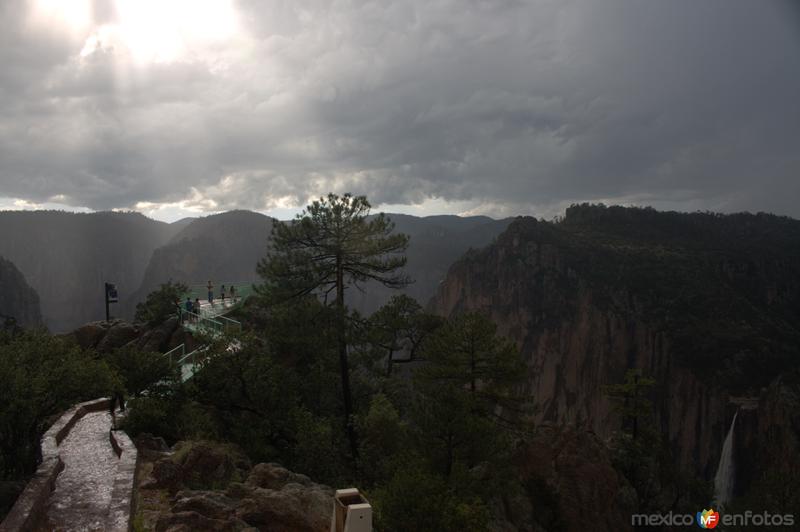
(632, 509), (794, 527)
(696, 508), (720, 529)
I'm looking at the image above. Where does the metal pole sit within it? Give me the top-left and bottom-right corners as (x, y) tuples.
(105, 282), (110, 322)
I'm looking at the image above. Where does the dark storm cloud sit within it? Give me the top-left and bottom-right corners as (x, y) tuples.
(0, 0), (798, 217)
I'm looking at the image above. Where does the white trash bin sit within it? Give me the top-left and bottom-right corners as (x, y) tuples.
(330, 488), (372, 532)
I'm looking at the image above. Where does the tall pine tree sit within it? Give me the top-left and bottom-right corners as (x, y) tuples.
(256, 193), (409, 458)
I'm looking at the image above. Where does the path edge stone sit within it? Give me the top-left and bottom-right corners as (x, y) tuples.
(106, 429), (139, 532)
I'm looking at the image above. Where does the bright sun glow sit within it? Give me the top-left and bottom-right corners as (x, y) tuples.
(33, 0), (239, 64)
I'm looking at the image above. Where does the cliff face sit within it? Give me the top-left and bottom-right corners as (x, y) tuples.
(126, 211), (275, 316)
(430, 205), (800, 483)
(0, 256), (42, 328)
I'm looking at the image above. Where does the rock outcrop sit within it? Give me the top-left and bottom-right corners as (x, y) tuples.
(148, 441), (251, 493)
(429, 205), (800, 495)
(138, 441), (333, 532)
(71, 316), (194, 354)
(0, 255), (43, 328)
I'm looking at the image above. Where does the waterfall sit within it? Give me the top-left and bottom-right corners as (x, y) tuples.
(713, 410), (738, 507)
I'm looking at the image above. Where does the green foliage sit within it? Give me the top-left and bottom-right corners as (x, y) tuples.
(134, 281), (188, 325)
(603, 368), (656, 440)
(115, 294), (527, 530)
(419, 312), (525, 411)
(371, 463), (489, 532)
(256, 194), (410, 303)
(248, 295), (341, 416)
(290, 408), (350, 486)
(411, 377), (514, 483)
(107, 345), (177, 397)
(121, 396), (181, 442)
(357, 394), (407, 484)
(188, 333), (300, 463)
(0, 331), (117, 479)
(255, 193), (411, 459)
(121, 395), (218, 444)
(365, 295), (444, 376)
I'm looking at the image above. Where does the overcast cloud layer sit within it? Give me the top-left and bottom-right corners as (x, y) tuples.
(0, 0), (798, 221)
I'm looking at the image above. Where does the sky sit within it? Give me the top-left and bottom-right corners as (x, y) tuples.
(0, 0), (798, 222)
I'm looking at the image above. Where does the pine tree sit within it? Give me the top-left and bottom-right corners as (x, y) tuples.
(603, 368), (655, 440)
(256, 193), (410, 459)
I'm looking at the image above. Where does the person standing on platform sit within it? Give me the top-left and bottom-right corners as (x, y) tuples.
(207, 280), (214, 306)
(221, 284), (227, 305)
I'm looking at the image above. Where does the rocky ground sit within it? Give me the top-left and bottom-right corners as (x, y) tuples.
(133, 438), (333, 532)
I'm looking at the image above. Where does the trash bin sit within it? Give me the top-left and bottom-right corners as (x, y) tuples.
(330, 488), (372, 532)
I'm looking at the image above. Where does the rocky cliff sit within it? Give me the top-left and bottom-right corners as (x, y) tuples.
(0, 256), (42, 328)
(430, 205), (800, 492)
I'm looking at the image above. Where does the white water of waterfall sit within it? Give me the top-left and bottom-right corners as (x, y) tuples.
(713, 410), (738, 507)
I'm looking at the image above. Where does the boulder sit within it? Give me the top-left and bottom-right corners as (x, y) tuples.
(224, 463), (333, 532)
(96, 321), (140, 353)
(137, 316), (179, 352)
(171, 490), (238, 520)
(233, 483), (333, 532)
(246, 462), (313, 490)
(135, 433), (171, 462)
(149, 441), (251, 493)
(154, 511), (247, 532)
(72, 320), (112, 349)
(135, 433), (171, 453)
(142, 446), (333, 532)
(149, 456), (182, 492)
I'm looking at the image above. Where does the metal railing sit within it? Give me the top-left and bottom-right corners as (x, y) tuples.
(179, 308), (224, 335)
(163, 343), (186, 364)
(184, 282), (256, 306)
(176, 347), (205, 381)
(216, 314), (242, 334)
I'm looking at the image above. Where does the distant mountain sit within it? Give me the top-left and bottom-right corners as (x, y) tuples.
(0, 209), (511, 329)
(169, 217), (197, 232)
(0, 211), (181, 332)
(0, 256), (42, 327)
(127, 211), (275, 314)
(129, 211), (512, 316)
(346, 214), (514, 314)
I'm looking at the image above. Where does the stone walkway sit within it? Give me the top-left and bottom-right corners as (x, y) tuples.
(44, 411), (118, 531)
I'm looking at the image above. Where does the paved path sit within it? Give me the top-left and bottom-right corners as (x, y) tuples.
(44, 411), (118, 531)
